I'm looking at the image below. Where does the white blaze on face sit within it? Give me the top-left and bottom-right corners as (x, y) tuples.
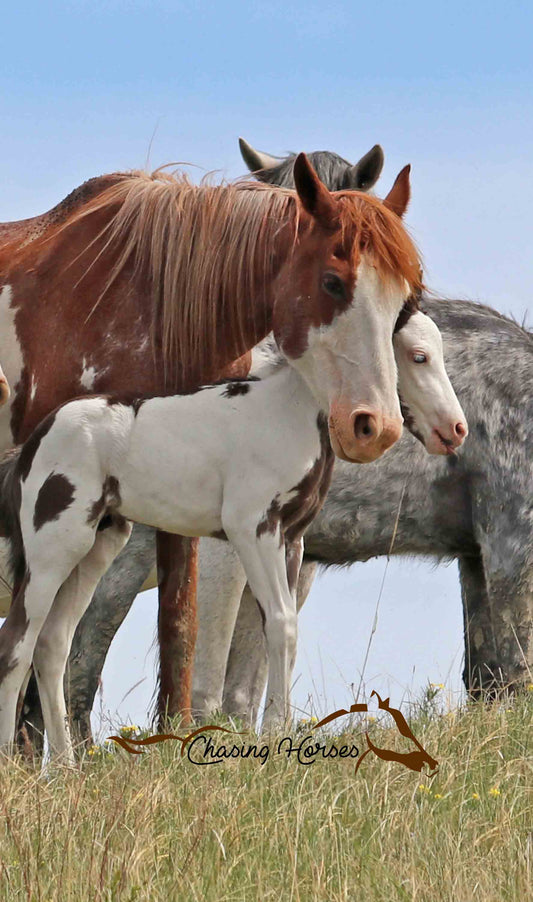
(393, 311), (468, 454)
(288, 260), (405, 462)
(0, 285), (25, 449)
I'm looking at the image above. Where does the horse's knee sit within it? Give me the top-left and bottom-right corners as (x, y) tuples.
(223, 685), (256, 721)
(33, 638), (63, 683)
(264, 610), (297, 656)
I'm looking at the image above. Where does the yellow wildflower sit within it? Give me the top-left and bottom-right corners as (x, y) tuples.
(434, 793), (443, 799)
(429, 683), (444, 690)
(310, 717), (318, 724)
(489, 787), (500, 797)
(527, 684), (533, 692)
(418, 784), (431, 794)
(471, 792), (480, 800)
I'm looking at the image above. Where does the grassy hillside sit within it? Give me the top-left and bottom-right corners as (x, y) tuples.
(0, 691), (531, 902)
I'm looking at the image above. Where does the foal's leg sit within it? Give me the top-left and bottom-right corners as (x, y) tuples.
(224, 523), (298, 731)
(192, 538), (247, 721)
(33, 520), (132, 760)
(222, 560), (318, 725)
(0, 528), (96, 751)
(66, 523), (156, 743)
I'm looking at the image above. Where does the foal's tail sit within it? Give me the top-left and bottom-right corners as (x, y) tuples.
(0, 447), (25, 589)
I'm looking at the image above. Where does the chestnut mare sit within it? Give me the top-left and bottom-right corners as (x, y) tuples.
(0, 154), (420, 732)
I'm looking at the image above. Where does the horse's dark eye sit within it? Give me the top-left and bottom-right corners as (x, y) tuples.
(322, 273), (347, 301)
(412, 352), (427, 364)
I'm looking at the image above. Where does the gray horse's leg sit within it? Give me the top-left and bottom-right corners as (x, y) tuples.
(222, 560), (317, 725)
(66, 524), (156, 740)
(460, 532), (533, 697)
(458, 553), (499, 695)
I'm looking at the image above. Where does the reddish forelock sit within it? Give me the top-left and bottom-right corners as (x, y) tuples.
(273, 189), (423, 361)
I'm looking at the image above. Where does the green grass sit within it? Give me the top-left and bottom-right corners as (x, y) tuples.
(0, 691), (531, 902)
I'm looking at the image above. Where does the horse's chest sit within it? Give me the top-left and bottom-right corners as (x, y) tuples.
(257, 415), (334, 544)
(281, 445), (334, 543)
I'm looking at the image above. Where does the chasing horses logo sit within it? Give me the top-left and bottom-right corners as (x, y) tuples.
(109, 691), (438, 777)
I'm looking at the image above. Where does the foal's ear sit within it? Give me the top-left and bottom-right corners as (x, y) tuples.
(383, 164), (411, 218)
(293, 152), (339, 228)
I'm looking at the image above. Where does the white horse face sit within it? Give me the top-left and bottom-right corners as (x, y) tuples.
(394, 311), (468, 455)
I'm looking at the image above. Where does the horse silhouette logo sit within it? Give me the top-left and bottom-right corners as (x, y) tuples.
(311, 690), (438, 777)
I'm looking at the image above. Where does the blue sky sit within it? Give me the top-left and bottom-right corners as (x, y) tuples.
(1, 1), (532, 729)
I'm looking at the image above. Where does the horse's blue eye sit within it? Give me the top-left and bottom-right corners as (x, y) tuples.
(413, 353), (427, 364)
(322, 273), (346, 300)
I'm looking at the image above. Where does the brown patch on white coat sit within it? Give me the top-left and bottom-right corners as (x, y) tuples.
(256, 413), (334, 546)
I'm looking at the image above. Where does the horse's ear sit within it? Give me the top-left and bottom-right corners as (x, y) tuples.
(349, 144), (385, 191)
(383, 165), (411, 218)
(293, 152), (338, 227)
(238, 137), (281, 174)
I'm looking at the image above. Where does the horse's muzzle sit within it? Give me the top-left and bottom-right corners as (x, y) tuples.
(328, 402), (403, 463)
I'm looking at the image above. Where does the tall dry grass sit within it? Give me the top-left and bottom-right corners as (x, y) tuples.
(0, 690), (531, 901)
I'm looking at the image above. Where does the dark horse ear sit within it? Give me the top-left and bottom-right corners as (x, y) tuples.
(383, 165), (411, 218)
(238, 137), (281, 174)
(293, 153), (339, 228)
(350, 144), (385, 191)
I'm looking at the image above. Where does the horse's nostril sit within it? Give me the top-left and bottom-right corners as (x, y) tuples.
(455, 422), (467, 438)
(354, 413), (376, 442)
